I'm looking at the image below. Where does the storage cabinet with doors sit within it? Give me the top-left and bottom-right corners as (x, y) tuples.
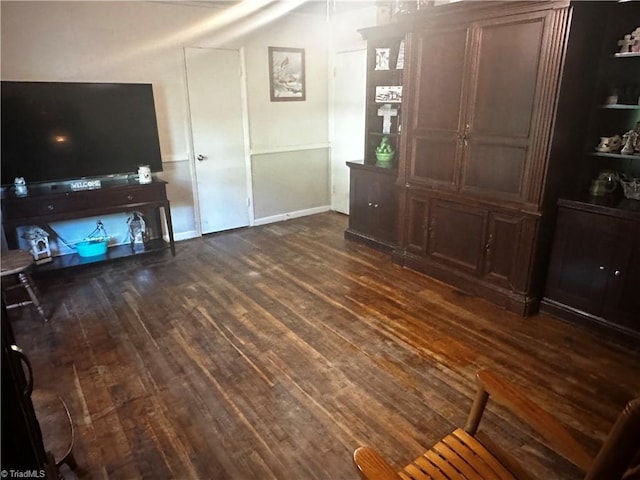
(345, 22), (408, 251)
(345, 162), (397, 252)
(539, 3), (640, 340)
(542, 200), (640, 340)
(392, 1), (572, 314)
(346, 2), (637, 318)
(402, 4), (562, 206)
(403, 190), (539, 313)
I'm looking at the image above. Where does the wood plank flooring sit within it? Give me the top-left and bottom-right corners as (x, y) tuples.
(7, 212), (640, 479)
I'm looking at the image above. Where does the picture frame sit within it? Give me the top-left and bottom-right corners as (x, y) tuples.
(375, 48), (390, 70)
(269, 46), (306, 102)
(375, 85), (403, 103)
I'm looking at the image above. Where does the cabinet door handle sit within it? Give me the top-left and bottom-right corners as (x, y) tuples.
(47, 204), (55, 211)
(599, 265), (606, 271)
(127, 194), (134, 201)
(373, 203), (379, 208)
(368, 202), (372, 206)
(614, 270), (621, 277)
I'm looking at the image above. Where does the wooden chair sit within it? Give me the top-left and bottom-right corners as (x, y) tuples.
(1, 249), (48, 321)
(353, 370), (640, 480)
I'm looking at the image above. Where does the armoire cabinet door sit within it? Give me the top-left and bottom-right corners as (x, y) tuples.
(403, 192), (535, 291)
(406, 8), (557, 206)
(481, 211), (534, 292)
(405, 194), (428, 255)
(347, 165), (397, 247)
(544, 205), (640, 335)
(407, 26), (469, 189)
(601, 222), (640, 332)
(544, 208), (617, 316)
(461, 10), (551, 203)
(425, 199), (487, 276)
(373, 178), (397, 244)
(349, 169), (373, 235)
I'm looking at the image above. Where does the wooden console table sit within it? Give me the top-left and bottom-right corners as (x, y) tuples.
(1, 178), (175, 268)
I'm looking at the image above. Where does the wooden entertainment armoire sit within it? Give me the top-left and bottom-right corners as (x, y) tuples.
(346, 1), (640, 326)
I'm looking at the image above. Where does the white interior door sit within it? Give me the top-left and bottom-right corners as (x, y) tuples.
(331, 49), (367, 215)
(185, 47), (250, 234)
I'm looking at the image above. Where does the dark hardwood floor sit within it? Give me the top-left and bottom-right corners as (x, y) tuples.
(6, 212), (639, 479)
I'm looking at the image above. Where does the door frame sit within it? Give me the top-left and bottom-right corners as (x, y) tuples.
(182, 46), (255, 237)
(329, 47), (367, 215)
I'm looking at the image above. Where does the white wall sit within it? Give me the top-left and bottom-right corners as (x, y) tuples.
(0, 1), (379, 251)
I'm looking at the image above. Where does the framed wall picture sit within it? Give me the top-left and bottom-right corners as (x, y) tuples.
(269, 46), (306, 102)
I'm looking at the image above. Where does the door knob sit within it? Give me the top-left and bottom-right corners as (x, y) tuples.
(197, 154), (206, 161)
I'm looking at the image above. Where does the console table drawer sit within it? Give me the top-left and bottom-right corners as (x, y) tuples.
(97, 184), (166, 206)
(3, 194), (91, 220)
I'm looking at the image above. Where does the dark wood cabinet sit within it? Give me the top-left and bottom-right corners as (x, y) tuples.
(403, 190), (538, 313)
(539, 3), (640, 340)
(425, 198), (486, 277)
(406, 7), (557, 206)
(392, 2), (573, 314)
(542, 201), (640, 340)
(345, 163), (397, 251)
(346, 1), (640, 321)
(345, 24), (405, 252)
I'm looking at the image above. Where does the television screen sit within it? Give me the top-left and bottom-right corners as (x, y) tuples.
(1, 81), (163, 185)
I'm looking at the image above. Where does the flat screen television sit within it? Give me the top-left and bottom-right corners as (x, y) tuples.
(1, 81), (163, 186)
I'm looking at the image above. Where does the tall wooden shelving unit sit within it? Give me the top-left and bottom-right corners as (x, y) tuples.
(541, 2), (640, 341)
(346, 2), (640, 334)
(345, 23), (409, 252)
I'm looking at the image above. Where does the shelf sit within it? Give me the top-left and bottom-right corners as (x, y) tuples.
(591, 152), (640, 160)
(558, 196), (640, 220)
(368, 131), (400, 138)
(598, 104), (640, 110)
(372, 68), (404, 73)
(346, 161), (398, 175)
(33, 238), (170, 274)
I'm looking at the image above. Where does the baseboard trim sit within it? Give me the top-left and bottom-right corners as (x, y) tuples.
(171, 230), (199, 242)
(253, 206), (331, 226)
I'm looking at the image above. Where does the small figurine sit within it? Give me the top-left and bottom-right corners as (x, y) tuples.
(621, 130), (638, 155)
(595, 135), (622, 153)
(22, 226), (52, 264)
(597, 170), (620, 193)
(605, 89), (618, 105)
(127, 211), (147, 247)
(375, 136), (395, 168)
(631, 27), (640, 53)
(618, 34), (636, 54)
(13, 177), (27, 197)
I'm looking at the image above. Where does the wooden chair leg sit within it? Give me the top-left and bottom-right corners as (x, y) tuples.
(464, 384), (489, 435)
(17, 272), (48, 322)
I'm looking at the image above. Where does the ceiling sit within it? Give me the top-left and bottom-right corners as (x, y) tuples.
(159, 0), (379, 16)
